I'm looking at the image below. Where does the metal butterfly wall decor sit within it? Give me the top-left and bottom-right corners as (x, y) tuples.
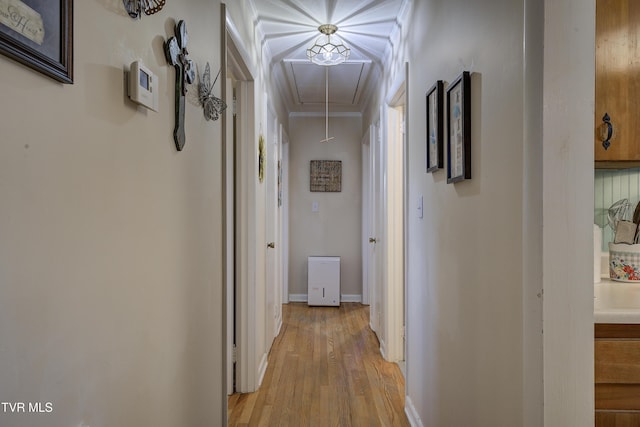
(198, 62), (227, 121)
(123, 0), (166, 19)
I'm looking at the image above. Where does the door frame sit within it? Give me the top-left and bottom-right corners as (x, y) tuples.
(382, 65), (407, 364)
(265, 103), (282, 344)
(222, 5), (261, 400)
(280, 127), (290, 305)
(361, 126), (371, 306)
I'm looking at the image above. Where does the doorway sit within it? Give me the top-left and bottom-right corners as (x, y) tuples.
(363, 72), (407, 368)
(385, 77), (407, 368)
(222, 5), (260, 400)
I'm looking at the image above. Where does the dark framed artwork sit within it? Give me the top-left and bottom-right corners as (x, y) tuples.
(426, 80), (444, 172)
(446, 71), (471, 183)
(310, 160), (341, 192)
(277, 160), (282, 207)
(0, 0), (73, 83)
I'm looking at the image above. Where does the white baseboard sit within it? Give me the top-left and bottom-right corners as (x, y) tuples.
(405, 395), (423, 427)
(274, 314), (282, 337)
(379, 337), (388, 361)
(257, 352), (268, 388)
(288, 294), (363, 303)
(289, 294), (308, 302)
(341, 294), (362, 303)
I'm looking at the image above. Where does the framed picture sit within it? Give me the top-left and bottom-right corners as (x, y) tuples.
(426, 80), (444, 172)
(0, 0), (73, 83)
(258, 134), (265, 183)
(310, 160), (341, 192)
(277, 160), (282, 207)
(446, 71), (471, 183)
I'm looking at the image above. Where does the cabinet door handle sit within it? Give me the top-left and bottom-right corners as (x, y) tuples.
(602, 112), (613, 150)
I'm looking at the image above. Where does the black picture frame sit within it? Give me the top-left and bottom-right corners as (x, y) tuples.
(446, 71), (471, 183)
(0, 0), (73, 83)
(426, 80), (444, 172)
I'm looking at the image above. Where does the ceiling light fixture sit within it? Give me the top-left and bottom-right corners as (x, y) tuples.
(306, 24), (350, 66)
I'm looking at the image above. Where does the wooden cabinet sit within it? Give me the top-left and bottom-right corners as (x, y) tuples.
(595, 0), (640, 167)
(595, 324), (640, 426)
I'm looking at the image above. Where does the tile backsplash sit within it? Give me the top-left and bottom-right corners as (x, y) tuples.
(595, 167), (640, 250)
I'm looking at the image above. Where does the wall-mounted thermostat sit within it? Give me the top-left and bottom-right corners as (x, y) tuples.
(128, 60), (158, 112)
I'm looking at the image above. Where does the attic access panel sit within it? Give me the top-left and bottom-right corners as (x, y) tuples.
(290, 62), (366, 105)
(310, 160), (342, 192)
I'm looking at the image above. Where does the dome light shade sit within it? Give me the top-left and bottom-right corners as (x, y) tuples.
(306, 24), (350, 66)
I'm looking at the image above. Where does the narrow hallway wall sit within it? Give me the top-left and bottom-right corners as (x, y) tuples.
(0, 1), (225, 426)
(288, 115), (363, 301)
(402, 0), (527, 425)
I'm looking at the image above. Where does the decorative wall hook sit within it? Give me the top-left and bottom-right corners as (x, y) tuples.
(123, 0), (166, 19)
(198, 63), (227, 121)
(164, 20), (195, 151)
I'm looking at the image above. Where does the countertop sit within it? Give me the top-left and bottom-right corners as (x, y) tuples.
(595, 278), (640, 323)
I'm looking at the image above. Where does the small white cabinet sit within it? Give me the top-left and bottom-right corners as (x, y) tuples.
(307, 256), (340, 306)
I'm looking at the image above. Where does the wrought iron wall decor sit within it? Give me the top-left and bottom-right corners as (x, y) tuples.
(164, 20), (195, 151)
(198, 62), (226, 121)
(123, 0), (165, 19)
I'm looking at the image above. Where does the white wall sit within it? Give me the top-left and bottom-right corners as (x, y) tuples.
(0, 1), (225, 426)
(387, 0), (594, 425)
(288, 115), (363, 300)
(400, 0), (528, 425)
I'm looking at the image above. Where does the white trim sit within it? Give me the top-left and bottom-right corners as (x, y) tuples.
(274, 313), (282, 338)
(341, 294), (362, 303)
(283, 58), (373, 65)
(257, 352), (268, 388)
(281, 139), (290, 304)
(289, 111), (363, 118)
(404, 395), (424, 427)
(287, 294), (363, 303)
(224, 77), (235, 397)
(361, 128), (371, 306)
(379, 337), (388, 361)
(289, 294), (307, 303)
(542, 0), (594, 424)
(382, 75), (406, 364)
(225, 14), (257, 80)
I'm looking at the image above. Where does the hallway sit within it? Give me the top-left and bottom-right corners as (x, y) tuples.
(228, 303), (409, 426)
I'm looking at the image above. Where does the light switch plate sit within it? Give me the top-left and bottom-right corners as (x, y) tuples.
(417, 196), (423, 218)
(312, 201), (319, 212)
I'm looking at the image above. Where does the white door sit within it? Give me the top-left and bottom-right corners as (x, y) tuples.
(368, 120), (383, 334)
(386, 104), (405, 365)
(280, 133), (290, 304)
(265, 110), (280, 344)
(361, 129), (371, 306)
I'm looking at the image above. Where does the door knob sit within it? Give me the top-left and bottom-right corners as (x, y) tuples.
(267, 242), (275, 249)
(369, 237), (377, 243)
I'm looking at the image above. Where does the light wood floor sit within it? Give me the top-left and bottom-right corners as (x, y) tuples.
(228, 303), (409, 427)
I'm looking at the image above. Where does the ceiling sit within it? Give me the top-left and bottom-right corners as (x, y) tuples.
(249, 0), (409, 114)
